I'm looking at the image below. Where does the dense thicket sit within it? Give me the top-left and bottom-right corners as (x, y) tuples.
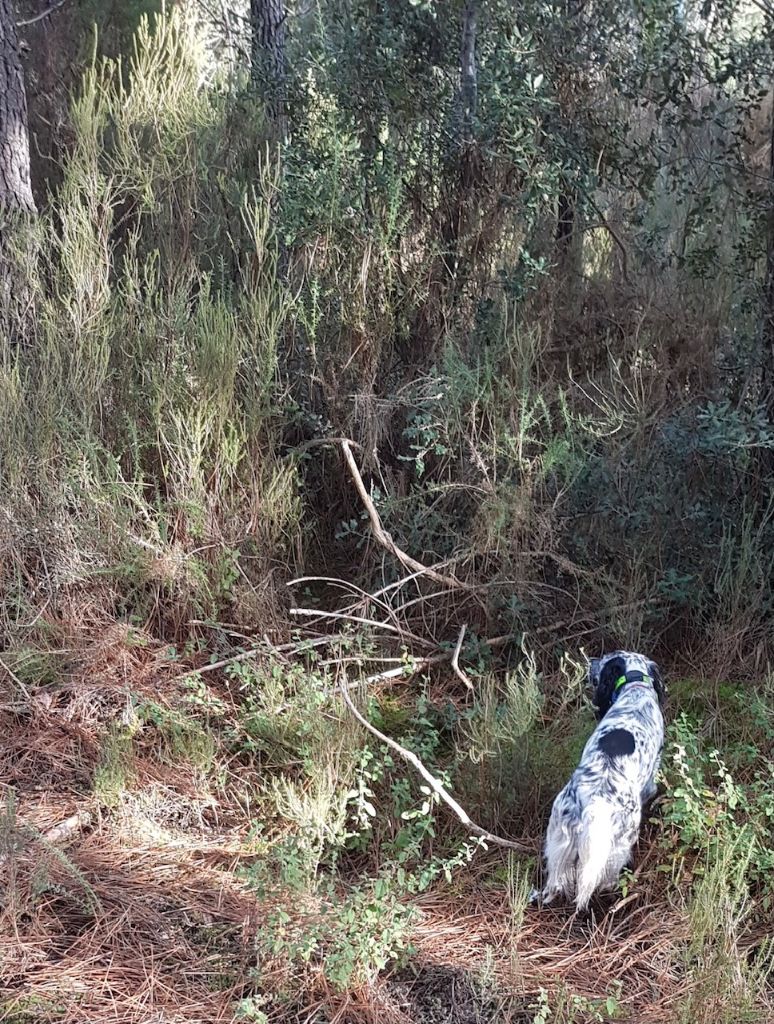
(3, 0), (774, 668)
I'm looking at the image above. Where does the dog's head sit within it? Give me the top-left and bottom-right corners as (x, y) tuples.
(588, 650), (666, 719)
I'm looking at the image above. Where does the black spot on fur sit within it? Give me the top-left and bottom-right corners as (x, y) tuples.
(599, 728), (636, 758)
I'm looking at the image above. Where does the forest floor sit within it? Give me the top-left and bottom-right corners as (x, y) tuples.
(1, 622), (771, 1024)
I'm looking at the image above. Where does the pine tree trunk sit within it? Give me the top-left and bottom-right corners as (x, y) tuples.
(0, 0), (36, 214)
(460, 0), (477, 142)
(554, 0), (583, 268)
(249, 0), (287, 136)
(763, 96), (774, 418)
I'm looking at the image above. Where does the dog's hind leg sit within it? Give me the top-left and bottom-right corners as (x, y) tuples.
(642, 753), (662, 806)
(536, 809), (577, 906)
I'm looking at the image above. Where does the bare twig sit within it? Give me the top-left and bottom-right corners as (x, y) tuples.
(339, 681), (532, 852)
(286, 575), (402, 628)
(451, 625), (473, 691)
(17, 0), (68, 27)
(339, 439), (476, 593)
(171, 635), (332, 683)
(0, 653), (31, 701)
(362, 631), (521, 685)
(371, 562), (466, 599)
(289, 607), (431, 647)
(291, 436), (365, 455)
(363, 651), (450, 685)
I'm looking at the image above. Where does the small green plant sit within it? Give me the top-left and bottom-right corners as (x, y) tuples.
(258, 877), (416, 991)
(136, 698), (217, 772)
(1, 789), (101, 918)
(399, 383), (451, 478)
(530, 982), (624, 1023)
(93, 719), (138, 807)
(463, 650), (544, 766)
(675, 829), (774, 1024)
(234, 996), (268, 1022)
(660, 713), (774, 899)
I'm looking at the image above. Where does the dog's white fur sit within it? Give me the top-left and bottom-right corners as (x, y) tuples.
(534, 650), (666, 912)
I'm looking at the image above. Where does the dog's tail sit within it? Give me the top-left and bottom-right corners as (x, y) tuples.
(574, 801), (615, 912)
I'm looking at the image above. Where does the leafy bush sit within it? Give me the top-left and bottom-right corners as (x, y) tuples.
(661, 713), (774, 904)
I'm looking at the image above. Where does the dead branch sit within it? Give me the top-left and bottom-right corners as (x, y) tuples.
(338, 439), (476, 593)
(42, 810), (92, 845)
(362, 631), (519, 685)
(289, 607), (432, 647)
(371, 562), (466, 599)
(362, 651), (450, 685)
(339, 680), (533, 853)
(286, 574), (403, 629)
(451, 624), (473, 691)
(0, 810), (92, 870)
(17, 0), (68, 27)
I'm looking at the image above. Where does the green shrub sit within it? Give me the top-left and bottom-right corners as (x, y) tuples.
(660, 712), (774, 902)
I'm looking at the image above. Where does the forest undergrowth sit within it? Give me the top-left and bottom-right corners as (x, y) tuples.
(2, 6), (774, 1022)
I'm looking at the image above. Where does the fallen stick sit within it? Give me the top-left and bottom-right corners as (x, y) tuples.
(289, 607), (431, 647)
(361, 631), (519, 685)
(0, 810), (92, 870)
(339, 439), (476, 593)
(451, 624), (473, 691)
(339, 679), (533, 853)
(42, 810), (92, 845)
(363, 652), (450, 685)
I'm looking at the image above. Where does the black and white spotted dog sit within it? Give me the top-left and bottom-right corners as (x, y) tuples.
(533, 651), (666, 913)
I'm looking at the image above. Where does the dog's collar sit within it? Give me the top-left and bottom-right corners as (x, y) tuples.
(611, 670), (652, 703)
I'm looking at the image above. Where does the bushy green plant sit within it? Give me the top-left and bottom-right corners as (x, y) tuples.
(259, 875), (415, 991)
(458, 650), (592, 829)
(661, 713), (774, 902)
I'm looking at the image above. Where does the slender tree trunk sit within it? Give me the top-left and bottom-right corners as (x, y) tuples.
(0, 0), (35, 214)
(460, 0), (477, 142)
(554, 0), (584, 268)
(763, 92), (774, 417)
(249, 0), (287, 137)
(412, 0), (482, 357)
(0, 0), (37, 348)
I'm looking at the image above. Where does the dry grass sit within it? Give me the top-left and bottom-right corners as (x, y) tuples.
(1, 620), (772, 1024)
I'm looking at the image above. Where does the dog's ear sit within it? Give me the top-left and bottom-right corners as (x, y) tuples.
(649, 660), (667, 707)
(592, 655), (626, 720)
(588, 657), (602, 690)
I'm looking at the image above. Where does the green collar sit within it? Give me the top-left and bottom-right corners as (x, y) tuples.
(612, 672), (651, 703)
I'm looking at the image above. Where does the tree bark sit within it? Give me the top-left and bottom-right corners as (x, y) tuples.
(0, 0), (36, 214)
(763, 89), (774, 419)
(459, 0), (477, 142)
(554, 0), (584, 266)
(249, 0), (287, 136)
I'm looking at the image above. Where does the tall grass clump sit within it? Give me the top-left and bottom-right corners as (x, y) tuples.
(0, 9), (299, 662)
(457, 650), (591, 832)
